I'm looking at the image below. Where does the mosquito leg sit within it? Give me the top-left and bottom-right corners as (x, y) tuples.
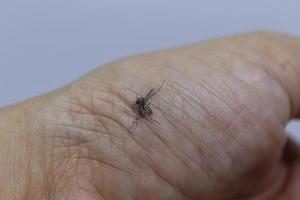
(128, 119), (137, 130)
(149, 115), (160, 125)
(128, 116), (143, 130)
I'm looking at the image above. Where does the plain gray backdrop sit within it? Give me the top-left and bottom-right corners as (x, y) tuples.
(0, 0), (299, 141)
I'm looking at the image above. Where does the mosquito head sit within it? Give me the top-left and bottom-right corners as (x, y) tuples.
(136, 97), (145, 106)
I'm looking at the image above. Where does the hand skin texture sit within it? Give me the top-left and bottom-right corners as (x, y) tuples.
(1, 31), (300, 200)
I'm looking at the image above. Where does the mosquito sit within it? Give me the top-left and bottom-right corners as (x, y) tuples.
(129, 81), (166, 129)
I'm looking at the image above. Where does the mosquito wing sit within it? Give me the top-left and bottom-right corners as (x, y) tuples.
(144, 88), (157, 101)
(144, 81), (166, 101)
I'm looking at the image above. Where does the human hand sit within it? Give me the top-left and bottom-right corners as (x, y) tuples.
(1, 31), (300, 200)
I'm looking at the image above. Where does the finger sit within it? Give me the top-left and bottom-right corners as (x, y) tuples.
(227, 31), (300, 119)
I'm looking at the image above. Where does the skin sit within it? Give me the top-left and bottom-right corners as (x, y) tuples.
(0, 31), (300, 200)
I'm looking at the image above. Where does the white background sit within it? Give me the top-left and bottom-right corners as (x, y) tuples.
(0, 0), (299, 141)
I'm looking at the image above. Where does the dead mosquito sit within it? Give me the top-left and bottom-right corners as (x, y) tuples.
(129, 81), (166, 129)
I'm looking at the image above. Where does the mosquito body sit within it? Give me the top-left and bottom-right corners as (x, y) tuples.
(135, 88), (156, 116)
(129, 81), (166, 129)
